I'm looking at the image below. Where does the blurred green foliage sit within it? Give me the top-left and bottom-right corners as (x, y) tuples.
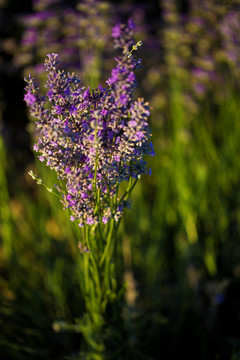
(1, 0), (240, 359)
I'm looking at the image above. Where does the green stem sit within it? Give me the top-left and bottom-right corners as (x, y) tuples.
(84, 226), (90, 298)
(117, 177), (138, 209)
(99, 217), (115, 269)
(85, 227), (102, 301)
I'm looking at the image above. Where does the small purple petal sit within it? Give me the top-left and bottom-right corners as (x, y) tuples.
(112, 23), (121, 38)
(24, 91), (36, 106)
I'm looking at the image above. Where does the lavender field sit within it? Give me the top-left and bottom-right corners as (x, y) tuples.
(1, 0), (240, 359)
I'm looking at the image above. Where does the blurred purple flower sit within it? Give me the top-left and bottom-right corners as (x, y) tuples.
(112, 24), (121, 38)
(24, 91), (37, 106)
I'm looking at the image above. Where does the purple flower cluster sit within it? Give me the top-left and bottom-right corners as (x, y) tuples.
(147, 0), (240, 118)
(17, 0), (111, 81)
(24, 21), (154, 227)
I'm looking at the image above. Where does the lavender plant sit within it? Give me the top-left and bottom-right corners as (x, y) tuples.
(17, 0), (111, 88)
(24, 19), (154, 358)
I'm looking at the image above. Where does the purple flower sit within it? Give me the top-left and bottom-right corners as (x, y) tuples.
(24, 20), (154, 226)
(112, 24), (121, 38)
(127, 72), (136, 83)
(128, 18), (136, 30)
(106, 67), (120, 86)
(86, 217), (95, 225)
(24, 91), (37, 106)
(81, 192), (88, 200)
(38, 156), (45, 162)
(47, 89), (54, 100)
(54, 105), (63, 114)
(119, 94), (128, 106)
(69, 105), (77, 116)
(102, 216), (108, 224)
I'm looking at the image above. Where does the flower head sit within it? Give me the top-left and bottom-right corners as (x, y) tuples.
(24, 20), (154, 226)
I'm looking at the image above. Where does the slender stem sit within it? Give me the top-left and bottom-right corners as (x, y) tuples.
(97, 222), (104, 255)
(99, 217), (115, 269)
(117, 177), (138, 209)
(93, 126), (99, 217)
(84, 226), (90, 298)
(85, 226), (102, 301)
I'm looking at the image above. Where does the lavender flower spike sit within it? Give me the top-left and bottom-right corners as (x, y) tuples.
(24, 20), (154, 227)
